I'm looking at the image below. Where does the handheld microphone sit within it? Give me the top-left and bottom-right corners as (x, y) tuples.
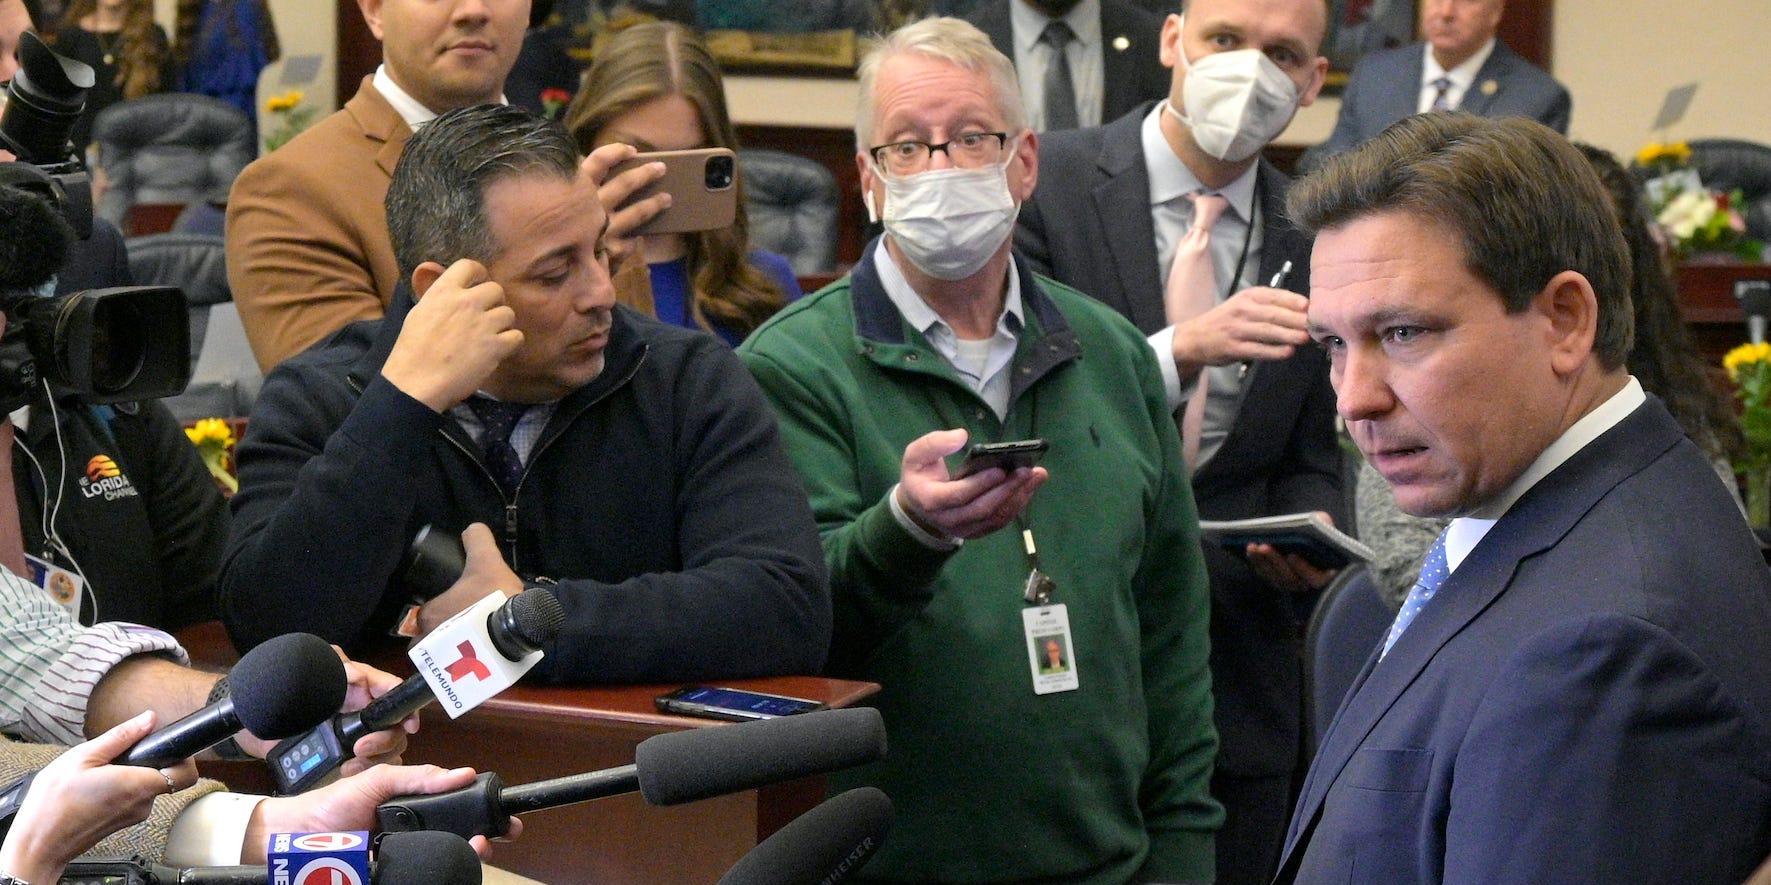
(1, 633), (345, 841)
(57, 830), (482, 884)
(269, 589), (565, 794)
(125, 632), (347, 768)
(717, 787), (893, 885)
(377, 707), (887, 839)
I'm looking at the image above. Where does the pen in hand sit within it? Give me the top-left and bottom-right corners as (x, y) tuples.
(1240, 261), (1298, 380)
(1268, 259), (1294, 289)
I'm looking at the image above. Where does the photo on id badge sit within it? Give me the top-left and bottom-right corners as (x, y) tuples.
(1023, 604), (1079, 694)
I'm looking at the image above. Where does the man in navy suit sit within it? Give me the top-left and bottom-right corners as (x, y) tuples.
(966, 0), (1169, 130)
(1282, 112), (1771, 884)
(1016, 1), (1343, 882)
(1306, 0), (1569, 166)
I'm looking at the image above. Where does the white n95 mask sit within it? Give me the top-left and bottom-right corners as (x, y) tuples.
(868, 151), (1019, 281)
(1168, 41), (1302, 163)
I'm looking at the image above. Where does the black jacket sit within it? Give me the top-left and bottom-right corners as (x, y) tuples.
(219, 297), (830, 683)
(15, 395), (227, 630)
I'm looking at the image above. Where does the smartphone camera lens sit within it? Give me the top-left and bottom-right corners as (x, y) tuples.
(704, 154), (736, 191)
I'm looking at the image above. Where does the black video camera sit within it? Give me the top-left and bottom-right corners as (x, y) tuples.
(0, 169), (192, 412)
(0, 31), (94, 238)
(0, 31), (189, 411)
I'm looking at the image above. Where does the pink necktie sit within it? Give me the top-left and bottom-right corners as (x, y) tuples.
(0, 421), (28, 578)
(1165, 191), (1228, 470)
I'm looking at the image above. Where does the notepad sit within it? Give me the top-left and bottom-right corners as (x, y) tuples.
(1198, 512), (1374, 570)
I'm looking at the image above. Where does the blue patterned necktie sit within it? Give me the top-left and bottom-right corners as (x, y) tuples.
(1430, 76), (1454, 112)
(1382, 529), (1450, 659)
(466, 396), (531, 498)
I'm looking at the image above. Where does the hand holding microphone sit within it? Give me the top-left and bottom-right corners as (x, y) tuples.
(0, 711), (197, 885)
(416, 524), (526, 636)
(376, 707), (887, 839)
(58, 829), (485, 884)
(269, 587), (564, 794)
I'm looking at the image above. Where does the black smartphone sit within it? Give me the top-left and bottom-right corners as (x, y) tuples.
(953, 439), (1049, 478)
(655, 685), (827, 722)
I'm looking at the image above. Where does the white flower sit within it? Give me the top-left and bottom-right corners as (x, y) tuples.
(1658, 188), (1716, 241)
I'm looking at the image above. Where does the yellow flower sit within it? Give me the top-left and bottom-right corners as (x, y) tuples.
(265, 90), (306, 113)
(184, 417), (236, 449)
(1724, 342), (1771, 378)
(1635, 141), (1692, 167)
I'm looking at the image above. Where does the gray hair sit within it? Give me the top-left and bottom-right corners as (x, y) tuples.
(854, 16), (1027, 153)
(386, 104), (581, 280)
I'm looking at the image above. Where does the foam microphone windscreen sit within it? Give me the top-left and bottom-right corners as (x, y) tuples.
(717, 787), (893, 885)
(374, 830), (483, 885)
(636, 707), (887, 806)
(230, 632), (349, 740)
(0, 170), (71, 292)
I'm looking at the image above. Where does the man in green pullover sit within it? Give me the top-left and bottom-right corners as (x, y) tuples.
(739, 16), (1221, 884)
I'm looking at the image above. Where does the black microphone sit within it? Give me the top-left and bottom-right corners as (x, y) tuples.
(0, 633), (345, 840)
(717, 787), (893, 885)
(377, 707), (888, 839)
(268, 589), (566, 794)
(58, 830), (482, 884)
(124, 632), (346, 768)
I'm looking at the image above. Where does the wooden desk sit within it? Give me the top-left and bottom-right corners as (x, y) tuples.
(181, 625), (878, 884)
(1676, 261), (1771, 365)
(397, 677), (878, 884)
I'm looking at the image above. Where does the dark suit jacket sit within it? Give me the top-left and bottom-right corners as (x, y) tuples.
(1278, 397), (1771, 884)
(1308, 40), (1571, 166)
(1017, 103), (1344, 778)
(967, 0), (1169, 128)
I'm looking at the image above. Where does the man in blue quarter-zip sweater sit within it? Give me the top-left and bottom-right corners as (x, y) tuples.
(219, 104), (830, 684)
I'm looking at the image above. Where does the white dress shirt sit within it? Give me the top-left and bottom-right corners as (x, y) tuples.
(1010, 0), (1105, 130)
(1442, 377), (1646, 573)
(1417, 38), (1497, 114)
(1139, 105), (1264, 467)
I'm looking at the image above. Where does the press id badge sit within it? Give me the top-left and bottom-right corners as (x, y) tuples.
(25, 552), (84, 618)
(1022, 603), (1079, 695)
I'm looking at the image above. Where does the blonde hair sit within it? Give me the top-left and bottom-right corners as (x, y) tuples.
(854, 16), (1026, 152)
(563, 21), (786, 339)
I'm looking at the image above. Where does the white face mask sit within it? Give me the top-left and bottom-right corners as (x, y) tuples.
(867, 146), (1019, 281)
(1168, 27), (1303, 162)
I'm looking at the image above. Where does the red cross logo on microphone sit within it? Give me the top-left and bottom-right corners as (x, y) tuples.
(444, 640), (492, 682)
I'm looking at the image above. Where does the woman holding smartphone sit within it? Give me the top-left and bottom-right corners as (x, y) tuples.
(564, 21), (801, 347)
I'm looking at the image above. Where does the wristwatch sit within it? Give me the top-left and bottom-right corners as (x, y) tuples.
(0, 873), (35, 884)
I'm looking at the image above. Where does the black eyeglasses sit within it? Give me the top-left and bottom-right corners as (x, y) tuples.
(869, 132), (1010, 175)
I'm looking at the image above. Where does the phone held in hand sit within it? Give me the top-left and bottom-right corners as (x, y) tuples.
(655, 685), (827, 722)
(953, 439), (1049, 478)
(608, 147), (739, 236)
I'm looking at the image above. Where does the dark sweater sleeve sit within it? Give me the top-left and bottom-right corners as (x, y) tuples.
(220, 368), (442, 651)
(529, 341), (831, 682)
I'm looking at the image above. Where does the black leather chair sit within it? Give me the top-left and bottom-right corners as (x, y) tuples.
(92, 94), (255, 231)
(1303, 564), (1392, 747)
(125, 232), (262, 421)
(1687, 138), (1771, 243)
(739, 148), (840, 276)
